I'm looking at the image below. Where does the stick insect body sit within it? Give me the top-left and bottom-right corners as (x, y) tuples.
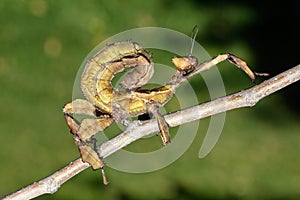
(63, 29), (263, 184)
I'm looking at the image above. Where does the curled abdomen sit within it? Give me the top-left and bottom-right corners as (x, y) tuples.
(81, 41), (154, 114)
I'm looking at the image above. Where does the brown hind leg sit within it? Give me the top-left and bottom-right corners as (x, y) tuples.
(147, 103), (171, 145)
(63, 99), (113, 184)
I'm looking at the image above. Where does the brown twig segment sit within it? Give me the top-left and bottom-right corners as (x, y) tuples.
(3, 159), (90, 200)
(3, 64), (299, 200)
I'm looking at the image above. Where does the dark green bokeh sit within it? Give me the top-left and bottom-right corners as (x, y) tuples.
(0, 0), (299, 199)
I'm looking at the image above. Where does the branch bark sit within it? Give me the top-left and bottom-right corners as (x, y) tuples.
(3, 64), (300, 200)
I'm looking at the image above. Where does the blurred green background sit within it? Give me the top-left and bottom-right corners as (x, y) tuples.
(1, 0), (299, 199)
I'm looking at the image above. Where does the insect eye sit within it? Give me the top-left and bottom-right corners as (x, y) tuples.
(189, 56), (198, 68)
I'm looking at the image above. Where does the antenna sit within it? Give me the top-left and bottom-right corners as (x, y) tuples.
(189, 25), (199, 56)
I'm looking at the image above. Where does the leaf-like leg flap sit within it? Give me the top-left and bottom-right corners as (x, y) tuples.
(63, 99), (113, 184)
(63, 99), (98, 116)
(78, 144), (109, 185)
(63, 99), (102, 135)
(147, 104), (170, 145)
(77, 117), (114, 141)
(185, 53), (259, 81)
(64, 113), (80, 135)
(79, 145), (104, 169)
(156, 111), (170, 145)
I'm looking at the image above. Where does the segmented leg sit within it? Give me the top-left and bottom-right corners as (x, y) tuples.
(147, 103), (170, 145)
(63, 99), (113, 184)
(187, 53), (261, 80)
(172, 53), (268, 86)
(63, 99), (114, 140)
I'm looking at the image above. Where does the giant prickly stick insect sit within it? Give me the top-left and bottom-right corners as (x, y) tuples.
(63, 29), (265, 184)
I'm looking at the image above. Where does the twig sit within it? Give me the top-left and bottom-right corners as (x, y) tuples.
(3, 64), (300, 200)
